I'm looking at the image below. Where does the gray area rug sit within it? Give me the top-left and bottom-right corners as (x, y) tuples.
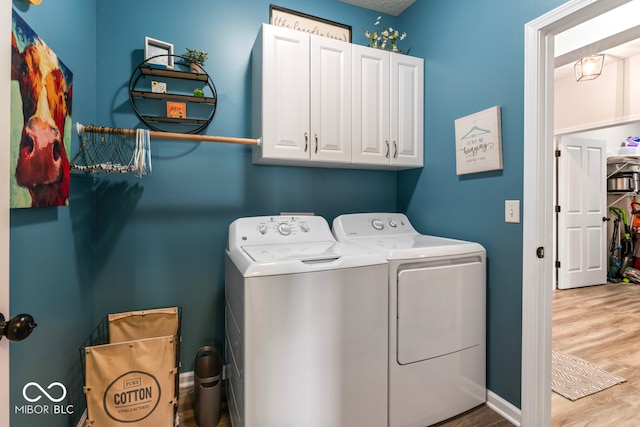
(552, 350), (627, 401)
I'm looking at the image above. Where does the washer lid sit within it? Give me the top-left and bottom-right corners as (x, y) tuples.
(242, 241), (337, 263)
(228, 241), (387, 277)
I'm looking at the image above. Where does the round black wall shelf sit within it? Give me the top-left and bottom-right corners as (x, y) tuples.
(129, 54), (217, 134)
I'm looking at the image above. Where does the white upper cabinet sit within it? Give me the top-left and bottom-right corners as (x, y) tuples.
(352, 46), (424, 169)
(253, 24), (424, 170)
(253, 24), (351, 165)
(390, 53), (424, 168)
(352, 45), (391, 166)
(252, 25), (310, 163)
(310, 35), (352, 163)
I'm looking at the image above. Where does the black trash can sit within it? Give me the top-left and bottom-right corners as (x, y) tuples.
(194, 346), (223, 427)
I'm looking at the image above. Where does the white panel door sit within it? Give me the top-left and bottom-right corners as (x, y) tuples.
(557, 137), (607, 289)
(310, 36), (351, 163)
(390, 54), (424, 167)
(351, 45), (390, 165)
(261, 25), (310, 161)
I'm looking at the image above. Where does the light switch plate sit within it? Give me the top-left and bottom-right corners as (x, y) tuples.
(505, 200), (520, 223)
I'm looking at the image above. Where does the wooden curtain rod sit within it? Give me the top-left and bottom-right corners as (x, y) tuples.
(76, 123), (260, 146)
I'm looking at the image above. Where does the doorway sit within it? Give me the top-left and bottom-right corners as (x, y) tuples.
(1, 2), (12, 426)
(523, 0), (639, 425)
(0, 2), (11, 426)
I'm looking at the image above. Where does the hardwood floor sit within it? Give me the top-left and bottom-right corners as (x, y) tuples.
(178, 389), (512, 427)
(431, 404), (514, 427)
(552, 282), (640, 426)
(178, 387), (231, 427)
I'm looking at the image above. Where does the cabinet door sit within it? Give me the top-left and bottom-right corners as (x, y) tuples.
(310, 36), (352, 163)
(352, 45), (390, 165)
(261, 25), (310, 162)
(390, 54), (424, 167)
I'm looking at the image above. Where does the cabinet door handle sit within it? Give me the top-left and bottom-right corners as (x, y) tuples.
(385, 140), (390, 158)
(393, 141), (398, 159)
(315, 134), (319, 153)
(304, 132), (309, 152)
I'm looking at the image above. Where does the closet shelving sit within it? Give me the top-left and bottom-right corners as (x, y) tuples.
(607, 157), (640, 206)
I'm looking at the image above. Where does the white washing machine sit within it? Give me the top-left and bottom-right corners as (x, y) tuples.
(332, 213), (486, 427)
(225, 215), (389, 427)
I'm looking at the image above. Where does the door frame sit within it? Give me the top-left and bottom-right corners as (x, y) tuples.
(522, 0), (632, 425)
(1, 1), (11, 425)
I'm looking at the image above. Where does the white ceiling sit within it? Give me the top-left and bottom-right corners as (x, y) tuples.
(555, 37), (640, 80)
(554, 0), (640, 80)
(338, 0), (415, 16)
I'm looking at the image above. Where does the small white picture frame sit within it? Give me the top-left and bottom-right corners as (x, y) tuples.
(144, 36), (174, 69)
(454, 106), (503, 175)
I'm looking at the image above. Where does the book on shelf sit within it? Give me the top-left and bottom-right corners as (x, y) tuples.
(151, 81), (167, 93)
(167, 101), (186, 118)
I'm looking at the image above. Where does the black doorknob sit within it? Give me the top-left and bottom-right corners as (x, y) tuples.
(0, 313), (37, 341)
(603, 217), (611, 222)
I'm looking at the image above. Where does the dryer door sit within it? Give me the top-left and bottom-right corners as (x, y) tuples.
(397, 256), (485, 365)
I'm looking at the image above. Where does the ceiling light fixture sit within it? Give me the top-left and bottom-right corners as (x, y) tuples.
(574, 54), (605, 81)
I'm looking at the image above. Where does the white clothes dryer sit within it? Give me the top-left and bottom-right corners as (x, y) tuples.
(225, 215), (389, 427)
(332, 213), (486, 427)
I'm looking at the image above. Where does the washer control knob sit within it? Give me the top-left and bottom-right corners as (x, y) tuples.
(372, 219), (384, 230)
(259, 225), (268, 235)
(389, 219), (397, 228)
(278, 223), (292, 236)
(300, 223), (310, 233)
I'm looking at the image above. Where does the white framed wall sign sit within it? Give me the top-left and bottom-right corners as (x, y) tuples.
(269, 5), (352, 42)
(144, 37), (174, 69)
(454, 106), (503, 175)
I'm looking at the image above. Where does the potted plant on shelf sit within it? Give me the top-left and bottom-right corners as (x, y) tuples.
(183, 48), (208, 73)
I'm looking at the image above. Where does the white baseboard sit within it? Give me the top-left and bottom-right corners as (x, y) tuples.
(180, 370), (194, 389)
(487, 390), (521, 426)
(180, 365), (229, 391)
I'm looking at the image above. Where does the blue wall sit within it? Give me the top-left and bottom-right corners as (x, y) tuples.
(10, 1), (397, 426)
(8, 0), (571, 426)
(397, 0), (565, 407)
(92, 0), (398, 376)
(10, 0), (96, 426)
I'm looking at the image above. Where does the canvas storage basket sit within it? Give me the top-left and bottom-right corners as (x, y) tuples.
(82, 307), (180, 427)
